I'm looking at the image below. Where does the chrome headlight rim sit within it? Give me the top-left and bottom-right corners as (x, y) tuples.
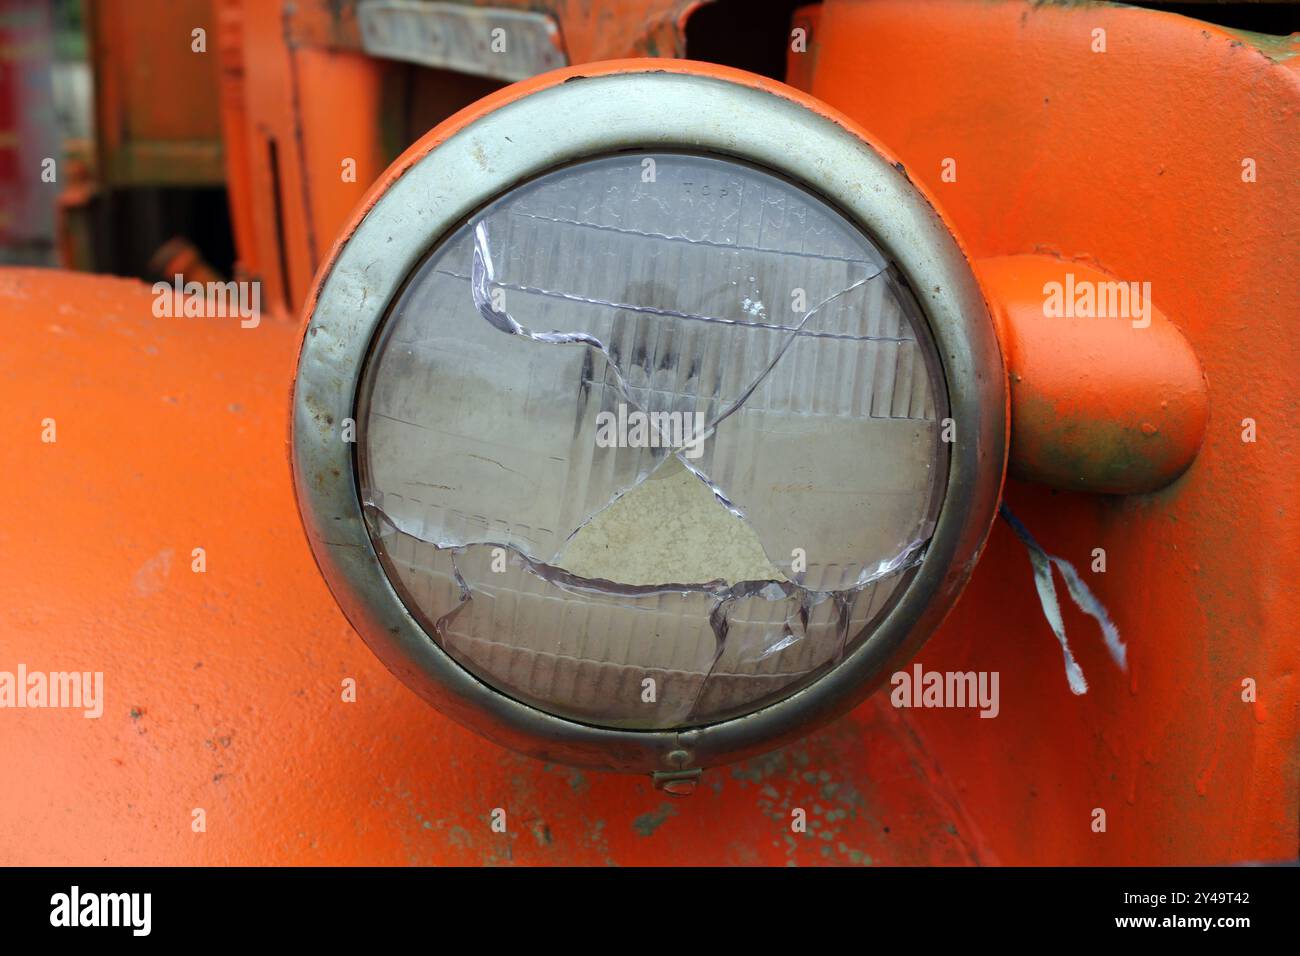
(292, 65), (1007, 774)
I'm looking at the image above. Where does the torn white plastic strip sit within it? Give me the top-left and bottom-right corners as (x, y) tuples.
(998, 503), (1127, 695)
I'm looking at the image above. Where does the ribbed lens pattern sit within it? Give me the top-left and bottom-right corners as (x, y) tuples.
(357, 153), (948, 729)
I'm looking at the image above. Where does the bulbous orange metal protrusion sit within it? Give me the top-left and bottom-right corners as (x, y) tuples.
(978, 254), (1209, 495)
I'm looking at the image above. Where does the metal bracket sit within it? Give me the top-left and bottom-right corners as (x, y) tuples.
(356, 1), (567, 82)
(652, 768), (702, 797)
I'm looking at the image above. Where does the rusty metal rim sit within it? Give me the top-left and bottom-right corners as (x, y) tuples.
(292, 65), (1007, 774)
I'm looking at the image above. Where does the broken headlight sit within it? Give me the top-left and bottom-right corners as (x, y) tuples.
(293, 63), (1005, 776)
(356, 152), (949, 730)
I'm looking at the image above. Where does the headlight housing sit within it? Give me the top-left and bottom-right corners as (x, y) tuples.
(293, 61), (1006, 777)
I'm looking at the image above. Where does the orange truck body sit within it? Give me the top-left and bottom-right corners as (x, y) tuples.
(1, 0), (1297, 865)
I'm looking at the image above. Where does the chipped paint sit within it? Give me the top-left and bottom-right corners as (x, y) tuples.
(632, 803), (677, 837)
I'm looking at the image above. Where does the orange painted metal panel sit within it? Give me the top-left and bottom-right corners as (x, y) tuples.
(3, 0), (1296, 867)
(292, 47), (387, 268)
(798, 0), (1299, 865)
(0, 267), (978, 865)
(218, 0), (319, 312)
(86, 0), (224, 185)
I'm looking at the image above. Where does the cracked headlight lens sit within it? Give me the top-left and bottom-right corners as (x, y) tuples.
(356, 152), (949, 730)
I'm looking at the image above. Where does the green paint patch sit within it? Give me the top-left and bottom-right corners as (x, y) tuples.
(730, 749), (789, 785)
(632, 802), (677, 837)
(447, 825), (472, 849)
(531, 821), (552, 847)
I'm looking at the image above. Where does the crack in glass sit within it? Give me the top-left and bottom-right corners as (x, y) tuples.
(356, 152), (949, 729)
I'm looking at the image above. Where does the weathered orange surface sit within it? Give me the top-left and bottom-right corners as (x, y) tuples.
(3, 0), (1297, 867)
(86, 0), (224, 185)
(799, 0), (1299, 864)
(0, 268), (980, 865)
